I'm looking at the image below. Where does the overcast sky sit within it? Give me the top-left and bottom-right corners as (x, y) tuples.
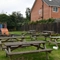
(0, 0), (35, 17)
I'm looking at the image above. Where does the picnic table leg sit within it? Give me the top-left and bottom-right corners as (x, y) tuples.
(0, 41), (2, 50)
(36, 44), (44, 50)
(8, 55), (12, 60)
(37, 44), (40, 50)
(36, 43), (46, 50)
(54, 39), (58, 47)
(6, 47), (11, 57)
(44, 36), (47, 41)
(43, 43), (46, 49)
(12, 38), (19, 41)
(46, 52), (49, 60)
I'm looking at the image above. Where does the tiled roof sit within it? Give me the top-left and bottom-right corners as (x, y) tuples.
(43, 0), (60, 7)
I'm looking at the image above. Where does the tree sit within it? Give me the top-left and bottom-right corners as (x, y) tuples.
(8, 11), (24, 30)
(0, 14), (9, 23)
(25, 8), (31, 21)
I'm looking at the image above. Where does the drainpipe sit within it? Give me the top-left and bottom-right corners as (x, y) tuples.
(42, 0), (44, 20)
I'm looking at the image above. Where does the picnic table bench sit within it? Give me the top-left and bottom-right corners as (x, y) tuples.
(49, 36), (60, 47)
(4, 41), (52, 60)
(43, 31), (54, 36)
(5, 48), (52, 60)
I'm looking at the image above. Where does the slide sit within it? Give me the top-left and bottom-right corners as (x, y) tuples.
(1, 28), (9, 36)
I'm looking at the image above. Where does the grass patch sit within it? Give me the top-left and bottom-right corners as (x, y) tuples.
(10, 52), (48, 60)
(0, 31), (60, 60)
(0, 50), (9, 60)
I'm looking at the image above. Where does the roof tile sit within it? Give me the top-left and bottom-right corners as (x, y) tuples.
(43, 0), (60, 7)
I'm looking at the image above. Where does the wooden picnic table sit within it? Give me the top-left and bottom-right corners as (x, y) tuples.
(4, 41), (52, 60)
(41, 32), (50, 41)
(43, 31), (54, 35)
(4, 41), (46, 52)
(0, 36), (25, 42)
(27, 30), (36, 34)
(4, 40), (53, 60)
(49, 36), (60, 47)
(0, 36), (25, 50)
(30, 33), (40, 41)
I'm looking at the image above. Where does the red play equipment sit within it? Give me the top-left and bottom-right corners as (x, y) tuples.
(1, 28), (9, 36)
(0, 23), (9, 36)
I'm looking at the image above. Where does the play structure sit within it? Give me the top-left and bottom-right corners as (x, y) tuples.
(0, 23), (9, 36)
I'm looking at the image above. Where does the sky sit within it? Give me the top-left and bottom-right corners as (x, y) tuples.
(0, 0), (35, 17)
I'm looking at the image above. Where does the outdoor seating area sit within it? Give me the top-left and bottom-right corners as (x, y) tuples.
(0, 31), (60, 60)
(1, 0), (60, 60)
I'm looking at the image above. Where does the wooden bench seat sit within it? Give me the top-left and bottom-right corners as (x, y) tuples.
(5, 49), (52, 60)
(48, 40), (60, 47)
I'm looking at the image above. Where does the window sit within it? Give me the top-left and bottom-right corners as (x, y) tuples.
(53, 7), (58, 12)
(38, 9), (42, 15)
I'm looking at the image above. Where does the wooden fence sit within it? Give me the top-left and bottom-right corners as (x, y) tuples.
(18, 22), (60, 33)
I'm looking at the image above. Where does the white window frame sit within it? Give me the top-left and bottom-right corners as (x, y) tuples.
(53, 7), (58, 12)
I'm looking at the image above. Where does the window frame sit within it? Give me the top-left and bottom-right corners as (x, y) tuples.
(52, 7), (58, 12)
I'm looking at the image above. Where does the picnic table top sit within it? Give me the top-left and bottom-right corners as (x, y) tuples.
(4, 41), (46, 46)
(50, 36), (60, 39)
(0, 36), (25, 39)
(43, 31), (54, 33)
(41, 32), (50, 36)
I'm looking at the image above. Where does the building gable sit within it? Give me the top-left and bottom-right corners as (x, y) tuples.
(31, 0), (42, 21)
(31, 0), (37, 13)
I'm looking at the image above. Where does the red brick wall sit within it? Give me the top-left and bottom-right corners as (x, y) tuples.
(43, 2), (51, 19)
(31, 0), (42, 21)
(31, 0), (60, 21)
(51, 7), (60, 18)
(44, 2), (60, 19)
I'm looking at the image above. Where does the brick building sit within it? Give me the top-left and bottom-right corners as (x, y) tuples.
(31, 0), (60, 21)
